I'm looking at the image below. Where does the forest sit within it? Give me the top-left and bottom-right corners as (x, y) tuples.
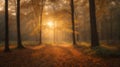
(0, 0), (120, 67)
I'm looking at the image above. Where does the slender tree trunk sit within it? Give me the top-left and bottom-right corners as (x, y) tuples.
(16, 0), (24, 48)
(4, 0), (10, 52)
(31, 0), (46, 44)
(39, 0), (45, 44)
(39, 11), (42, 44)
(89, 0), (99, 47)
(70, 0), (76, 45)
(39, 15), (42, 44)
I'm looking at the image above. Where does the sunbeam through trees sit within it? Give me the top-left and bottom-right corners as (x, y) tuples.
(0, 0), (120, 67)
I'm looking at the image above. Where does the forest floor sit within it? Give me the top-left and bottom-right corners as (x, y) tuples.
(0, 44), (120, 67)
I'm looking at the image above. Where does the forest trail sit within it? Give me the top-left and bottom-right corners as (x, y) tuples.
(0, 45), (120, 67)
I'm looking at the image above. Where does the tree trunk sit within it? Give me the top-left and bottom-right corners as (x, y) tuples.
(4, 0), (10, 52)
(70, 0), (76, 45)
(16, 0), (24, 48)
(89, 0), (100, 47)
(39, 0), (45, 44)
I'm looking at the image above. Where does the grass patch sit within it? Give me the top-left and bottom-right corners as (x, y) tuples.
(91, 46), (120, 58)
(76, 42), (120, 58)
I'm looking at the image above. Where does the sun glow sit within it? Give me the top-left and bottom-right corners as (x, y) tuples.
(47, 21), (54, 28)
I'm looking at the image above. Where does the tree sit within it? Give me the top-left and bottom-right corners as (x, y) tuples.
(70, 0), (76, 45)
(89, 0), (99, 47)
(16, 0), (24, 48)
(31, 0), (46, 44)
(4, 0), (10, 52)
(39, 0), (45, 44)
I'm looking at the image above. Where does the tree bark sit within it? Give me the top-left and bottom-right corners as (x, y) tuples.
(89, 0), (100, 47)
(39, 0), (45, 44)
(70, 0), (76, 45)
(16, 0), (24, 48)
(4, 0), (10, 52)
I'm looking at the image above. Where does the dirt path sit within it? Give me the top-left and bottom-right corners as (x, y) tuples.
(0, 45), (120, 67)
